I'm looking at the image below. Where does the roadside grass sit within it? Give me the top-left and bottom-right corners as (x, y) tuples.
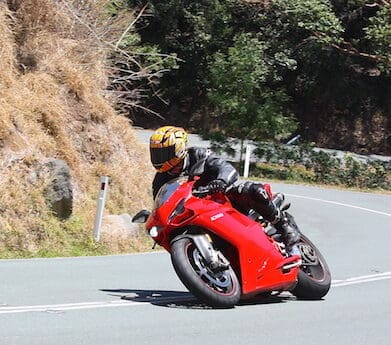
(0, 214), (155, 259)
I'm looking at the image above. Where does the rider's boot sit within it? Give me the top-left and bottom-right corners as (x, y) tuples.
(250, 187), (300, 255)
(272, 211), (301, 255)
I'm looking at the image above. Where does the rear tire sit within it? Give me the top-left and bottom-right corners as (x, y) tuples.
(290, 234), (331, 300)
(171, 237), (241, 308)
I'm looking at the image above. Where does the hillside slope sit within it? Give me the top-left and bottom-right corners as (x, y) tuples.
(0, 0), (153, 257)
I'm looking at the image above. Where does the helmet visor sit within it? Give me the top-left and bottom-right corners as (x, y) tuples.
(150, 145), (176, 167)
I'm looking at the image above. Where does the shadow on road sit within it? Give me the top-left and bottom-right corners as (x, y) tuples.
(100, 288), (211, 309)
(100, 288), (291, 310)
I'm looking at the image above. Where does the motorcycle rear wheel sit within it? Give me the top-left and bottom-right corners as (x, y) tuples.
(171, 237), (241, 308)
(290, 234), (331, 299)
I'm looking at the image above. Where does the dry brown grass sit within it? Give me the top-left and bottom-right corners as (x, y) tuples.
(0, 0), (154, 257)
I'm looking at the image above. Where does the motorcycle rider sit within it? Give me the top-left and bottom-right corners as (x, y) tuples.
(149, 125), (300, 254)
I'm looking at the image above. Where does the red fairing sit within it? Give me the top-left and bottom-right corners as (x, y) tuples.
(146, 177), (300, 299)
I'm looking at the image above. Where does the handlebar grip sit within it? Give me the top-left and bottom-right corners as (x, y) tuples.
(192, 187), (210, 197)
(193, 184), (231, 198)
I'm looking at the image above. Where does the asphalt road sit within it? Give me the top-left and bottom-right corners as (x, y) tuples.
(1, 184), (390, 345)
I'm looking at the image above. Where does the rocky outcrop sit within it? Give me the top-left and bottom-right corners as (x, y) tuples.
(44, 159), (73, 220)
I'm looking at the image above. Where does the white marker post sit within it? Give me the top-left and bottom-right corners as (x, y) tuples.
(93, 176), (109, 242)
(243, 145), (251, 178)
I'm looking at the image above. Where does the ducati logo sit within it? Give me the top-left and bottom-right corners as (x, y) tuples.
(211, 213), (224, 221)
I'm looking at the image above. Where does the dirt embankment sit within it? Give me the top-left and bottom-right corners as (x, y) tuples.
(0, 0), (153, 256)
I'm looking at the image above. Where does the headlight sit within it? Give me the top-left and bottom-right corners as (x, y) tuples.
(148, 225), (163, 238)
(149, 226), (159, 238)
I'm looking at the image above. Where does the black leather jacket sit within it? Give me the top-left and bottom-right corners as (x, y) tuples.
(152, 147), (238, 198)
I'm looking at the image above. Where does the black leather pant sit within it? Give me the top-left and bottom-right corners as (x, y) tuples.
(227, 181), (279, 223)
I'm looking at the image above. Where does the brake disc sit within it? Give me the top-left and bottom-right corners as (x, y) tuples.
(299, 243), (319, 266)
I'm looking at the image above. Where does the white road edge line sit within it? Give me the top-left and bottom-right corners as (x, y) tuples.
(0, 300), (144, 314)
(285, 194), (391, 217)
(1, 273), (390, 314)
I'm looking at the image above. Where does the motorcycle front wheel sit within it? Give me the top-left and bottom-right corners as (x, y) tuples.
(171, 237), (241, 308)
(290, 234), (331, 299)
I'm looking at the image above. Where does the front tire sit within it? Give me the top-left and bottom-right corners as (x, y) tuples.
(171, 237), (241, 308)
(290, 234), (331, 300)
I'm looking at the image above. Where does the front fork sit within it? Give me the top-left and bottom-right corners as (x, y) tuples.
(171, 233), (229, 271)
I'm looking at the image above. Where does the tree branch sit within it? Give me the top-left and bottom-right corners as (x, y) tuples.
(330, 40), (385, 63)
(310, 32), (386, 63)
(115, 3), (149, 49)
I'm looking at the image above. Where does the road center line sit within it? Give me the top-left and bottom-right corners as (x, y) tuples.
(331, 272), (391, 288)
(1, 273), (390, 314)
(285, 194), (391, 217)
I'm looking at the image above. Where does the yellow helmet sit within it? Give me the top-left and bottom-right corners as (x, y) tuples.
(149, 126), (188, 173)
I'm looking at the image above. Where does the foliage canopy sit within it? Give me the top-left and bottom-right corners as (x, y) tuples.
(125, 0), (390, 155)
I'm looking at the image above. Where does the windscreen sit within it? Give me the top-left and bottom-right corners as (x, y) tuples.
(154, 176), (187, 209)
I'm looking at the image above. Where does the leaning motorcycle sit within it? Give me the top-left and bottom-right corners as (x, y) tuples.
(132, 176), (331, 308)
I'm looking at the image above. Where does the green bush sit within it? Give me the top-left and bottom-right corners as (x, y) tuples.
(251, 143), (390, 190)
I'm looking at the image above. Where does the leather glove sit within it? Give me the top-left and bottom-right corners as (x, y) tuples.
(207, 179), (227, 194)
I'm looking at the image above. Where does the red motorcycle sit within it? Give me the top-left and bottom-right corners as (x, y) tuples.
(133, 176), (331, 308)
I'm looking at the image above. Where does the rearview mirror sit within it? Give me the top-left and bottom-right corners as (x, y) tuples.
(132, 209), (151, 223)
